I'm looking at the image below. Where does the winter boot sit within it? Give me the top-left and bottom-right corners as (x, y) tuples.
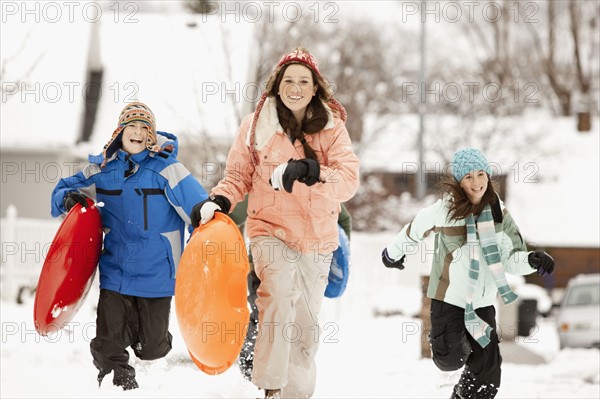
(452, 370), (498, 399)
(449, 386), (462, 399)
(113, 365), (138, 391)
(264, 389), (281, 399)
(96, 369), (111, 388)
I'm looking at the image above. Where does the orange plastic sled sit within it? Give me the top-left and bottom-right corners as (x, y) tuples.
(175, 212), (249, 375)
(34, 199), (102, 335)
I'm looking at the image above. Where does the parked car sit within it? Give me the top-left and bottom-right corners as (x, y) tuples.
(556, 273), (600, 349)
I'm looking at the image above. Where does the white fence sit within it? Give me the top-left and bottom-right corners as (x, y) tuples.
(1, 205), (60, 302)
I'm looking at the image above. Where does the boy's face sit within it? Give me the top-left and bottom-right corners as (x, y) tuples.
(122, 121), (149, 155)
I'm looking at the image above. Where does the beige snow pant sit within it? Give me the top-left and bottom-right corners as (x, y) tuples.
(250, 236), (331, 399)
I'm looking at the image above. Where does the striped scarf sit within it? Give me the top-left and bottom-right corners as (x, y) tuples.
(465, 205), (518, 348)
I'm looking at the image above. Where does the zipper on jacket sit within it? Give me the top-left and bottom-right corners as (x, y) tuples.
(135, 188), (165, 230)
(124, 155), (132, 178)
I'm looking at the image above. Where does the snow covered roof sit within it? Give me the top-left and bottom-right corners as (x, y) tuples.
(1, 11), (254, 153)
(507, 117), (599, 248)
(87, 13), (253, 153)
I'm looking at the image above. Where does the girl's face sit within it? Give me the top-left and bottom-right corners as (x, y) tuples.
(278, 64), (317, 121)
(122, 121), (149, 155)
(460, 170), (489, 205)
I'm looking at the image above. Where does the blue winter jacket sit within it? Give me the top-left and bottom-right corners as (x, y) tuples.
(51, 131), (208, 298)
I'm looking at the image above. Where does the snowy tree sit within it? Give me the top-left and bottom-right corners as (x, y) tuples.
(0, 30), (45, 102)
(450, 0), (599, 119)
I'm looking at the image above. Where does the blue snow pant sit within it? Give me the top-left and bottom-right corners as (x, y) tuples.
(90, 289), (172, 386)
(429, 299), (501, 399)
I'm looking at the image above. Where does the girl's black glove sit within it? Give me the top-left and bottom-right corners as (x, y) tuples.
(381, 248), (405, 270)
(528, 251), (555, 276)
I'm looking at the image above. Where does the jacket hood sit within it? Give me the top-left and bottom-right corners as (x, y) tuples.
(89, 131), (179, 164)
(246, 94), (347, 151)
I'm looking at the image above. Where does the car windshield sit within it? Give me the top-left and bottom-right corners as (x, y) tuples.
(565, 283), (600, 307)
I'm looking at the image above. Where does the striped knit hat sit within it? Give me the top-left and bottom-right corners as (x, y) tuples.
(451, 148), (492, 182)
(101, 102), (159, 167)
(265, 48), (321, 90)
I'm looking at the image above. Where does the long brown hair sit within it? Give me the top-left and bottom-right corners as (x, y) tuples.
(268, 64), (331, 161)
(437, 174), (498, 221)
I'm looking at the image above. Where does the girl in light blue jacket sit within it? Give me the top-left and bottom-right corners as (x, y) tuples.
(382, 148), (555, 399)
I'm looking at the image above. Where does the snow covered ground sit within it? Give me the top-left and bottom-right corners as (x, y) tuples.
(1, 232), (599, 399)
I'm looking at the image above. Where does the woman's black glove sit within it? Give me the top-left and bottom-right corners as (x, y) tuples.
(270, 159), (320, 193)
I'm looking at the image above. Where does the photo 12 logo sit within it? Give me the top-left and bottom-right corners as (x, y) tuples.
(401, 81), (539, 105)
(1, 82), (139, 104)
(398, 1), (540, 24)
(197, 1), (340, 24)
(1, 1), (140, 24)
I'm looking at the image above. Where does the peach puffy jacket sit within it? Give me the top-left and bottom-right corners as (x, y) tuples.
(212, 97), (360, 254)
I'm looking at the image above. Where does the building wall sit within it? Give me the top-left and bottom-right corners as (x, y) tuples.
(1, 150), (85, 219)
(525, 246), (600, 289)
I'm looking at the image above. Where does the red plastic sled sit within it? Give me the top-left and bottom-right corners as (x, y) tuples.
(175, 212), (249, 375)
(34, 199), (102, 335)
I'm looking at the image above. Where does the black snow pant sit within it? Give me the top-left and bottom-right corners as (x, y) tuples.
(238, 268), (260, 380)
(90, 289), (173, 386)
(429, 299), (502, 399)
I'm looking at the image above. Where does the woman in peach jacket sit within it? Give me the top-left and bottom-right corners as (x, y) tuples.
(191, 48), (359, 399)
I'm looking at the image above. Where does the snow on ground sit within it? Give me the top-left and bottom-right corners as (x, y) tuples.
(1, 232), (599, 399)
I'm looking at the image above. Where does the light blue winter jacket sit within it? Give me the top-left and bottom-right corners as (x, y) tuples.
(386, 196), (536, 309)
(51, 132), (208, 297)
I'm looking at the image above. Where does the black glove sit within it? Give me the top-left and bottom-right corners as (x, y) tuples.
(381, 248), (405, 270)
(191, 195), (231, 228)
(64, 192), (89, 212)
(279, 159), (321, 193)
(528, 251), (555, 276)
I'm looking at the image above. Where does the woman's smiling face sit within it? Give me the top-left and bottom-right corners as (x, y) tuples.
(278, 64), (317, 121)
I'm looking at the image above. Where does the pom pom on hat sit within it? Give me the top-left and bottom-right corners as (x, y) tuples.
(101, 102), (159, 167)
(276, 47), (321, 75)
(451, 148), (492, 182)
(265, 47), (326, 94)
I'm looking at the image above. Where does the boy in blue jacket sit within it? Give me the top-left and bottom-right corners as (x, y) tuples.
(51, 102), (208, 390)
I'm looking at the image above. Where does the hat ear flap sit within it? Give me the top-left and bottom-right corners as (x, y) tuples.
(102, 127), (125, 161)
(146, 129), (157, 149)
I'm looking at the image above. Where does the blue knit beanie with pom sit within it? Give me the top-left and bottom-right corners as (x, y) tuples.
(452, 148), (492, 182)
